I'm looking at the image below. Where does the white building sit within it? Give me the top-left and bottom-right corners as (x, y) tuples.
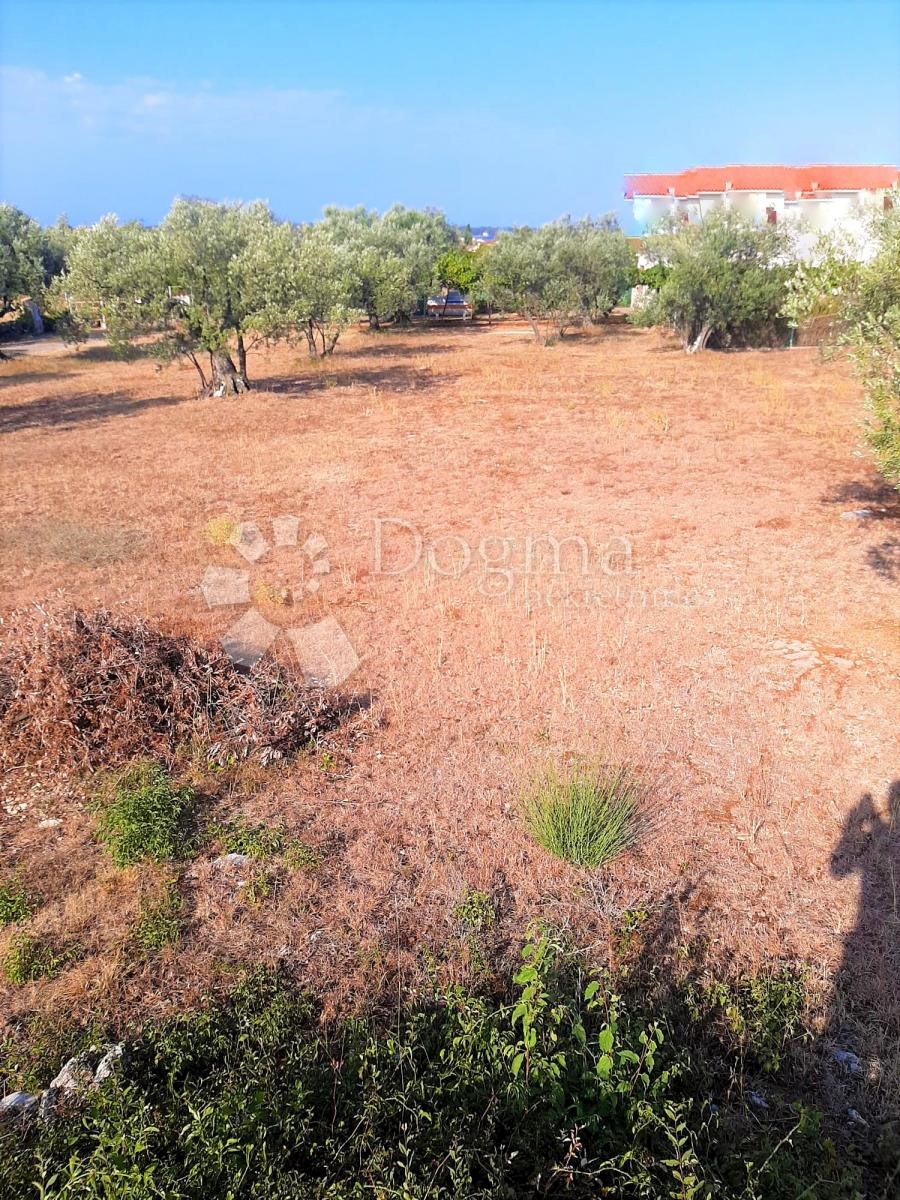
(625, 164), (898, 249)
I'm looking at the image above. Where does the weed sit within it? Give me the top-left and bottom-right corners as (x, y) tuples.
(93, 761), (197, 867)
(0, 931), (865, 1198)
(523, 763), (641, 868)
(694, 966), (808, 1074)
(244, 869), (274, 906)
(452, 888), (496, 934)
(283, 839), (323, 871)
(2, 933), (75, 984)
(0, 877), (33, 927)
(212, 817), (286, 859)
(133, 882), (183, 952)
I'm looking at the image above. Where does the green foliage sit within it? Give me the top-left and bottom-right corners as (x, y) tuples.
(638, 263), (670, 290)
(282, 840), (323, 871)
(690, 967), (808, 1075)
(636, 209), (794, 351)
(92, 761), (197, 868)
(133, 882), (183, 953)
(0, 932), (863, 1197)
(488, 215), (636, 342)
(321, 204), (456, 327)
(2, 932), (74, 984)
(434, 245), (482, 295)
(0, 204), (45, 319)
(785, 204), (900, 486)
(524, 763), (641, 867)
(0, 876), (33, 927)
(212, 817), (286, 859)
(452, 887), (496, 934)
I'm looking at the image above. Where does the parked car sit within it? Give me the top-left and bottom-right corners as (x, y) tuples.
(425, 289), (472, 320)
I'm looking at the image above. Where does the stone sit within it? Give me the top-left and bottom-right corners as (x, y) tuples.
(0, 1091), (40, 1120)
(832, 1047), (862, 1074)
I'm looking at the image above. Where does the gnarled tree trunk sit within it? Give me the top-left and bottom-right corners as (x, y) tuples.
(207, 348), (249, 397)
(685, 323), (713, 354)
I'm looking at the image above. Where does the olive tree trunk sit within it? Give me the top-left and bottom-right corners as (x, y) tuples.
(208, 348), (249, 396)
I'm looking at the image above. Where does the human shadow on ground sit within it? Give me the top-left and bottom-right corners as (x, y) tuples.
(0, 390), (187, 434)
(829, 782), (900, 1054)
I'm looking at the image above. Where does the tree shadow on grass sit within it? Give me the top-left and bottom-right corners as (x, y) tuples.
(253, 363), (459, 397)
(0, 390), (188, 434)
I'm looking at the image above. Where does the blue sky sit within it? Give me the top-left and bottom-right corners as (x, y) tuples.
(2, 0), (899, 230)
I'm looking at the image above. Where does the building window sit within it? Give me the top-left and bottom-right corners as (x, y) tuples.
(766, 206), (777, 224)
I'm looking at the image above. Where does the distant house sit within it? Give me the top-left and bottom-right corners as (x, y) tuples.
(625, 164), (899, 251)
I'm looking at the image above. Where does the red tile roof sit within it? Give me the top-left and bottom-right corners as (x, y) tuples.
(624, 165), (900, 199)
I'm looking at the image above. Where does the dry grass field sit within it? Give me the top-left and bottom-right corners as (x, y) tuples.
(1, 319), (898, 1047)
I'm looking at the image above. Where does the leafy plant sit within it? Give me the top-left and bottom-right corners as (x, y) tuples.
(212, 817), (286, 859)
(2, 933), (74, 984)
(634, 208), (794, 352)
(283, 839), (323, 871)
(452, 888), (495, 934)
(0, 931), (862, 1198)
(133, 882), (183, 952)
(92, 761), (197, 867)
(523, 763), (641, 867)
(0, 877), (33, 927)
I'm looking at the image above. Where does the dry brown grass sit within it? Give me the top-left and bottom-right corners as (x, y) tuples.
(0, 319), (898, 1045)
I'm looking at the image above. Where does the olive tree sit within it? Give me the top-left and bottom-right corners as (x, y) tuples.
(0, 205), (45, 335)
(59, 200), (292, 395)
(785, 203), (900, 486)
(488, 218), (636, 343)
(635, 209), (795, 352)
(323, 205), (455, 328)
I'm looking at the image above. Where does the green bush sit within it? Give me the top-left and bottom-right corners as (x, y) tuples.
(93, 761), (196, 867)
(0, 877), (33, 927)
(212, 817), (285, 859)
(0, 930), (864, 1198)
(133, 882), (183, 952)
(635, 209), (794, 352)
(524, 764), (640, 867)
(2, 933), (73, 984)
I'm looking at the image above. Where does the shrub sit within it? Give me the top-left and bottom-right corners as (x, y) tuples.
(212, 817), (285, 859)
(488, 217), (636, 343)
(0, 877), (33, 927)
(524, 763), (640, 867)
(635, 209), (795, 352)
(2, 933), (73, 984)
(93, 761), (196, 867)
(782, 205), (900, 487)
(0, 931), (863, 1197)
(133, 882), (183, 952)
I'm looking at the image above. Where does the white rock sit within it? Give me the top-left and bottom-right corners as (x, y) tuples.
(748, 1091), (769, 1111)
(38, 818), (62, 830)
(832, 1047), (862, 1074)
(213, 853), (253, 869)
(0, 1091), (40, 1120)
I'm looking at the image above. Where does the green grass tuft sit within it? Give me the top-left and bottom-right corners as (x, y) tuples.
(133, 882), (183, 952)
(0, 878), (33, 927)
(523, 764), (641, 868)
(212, 817), (286, 859)
(2, 933), (75, 984)
(93, 761), (197, 867)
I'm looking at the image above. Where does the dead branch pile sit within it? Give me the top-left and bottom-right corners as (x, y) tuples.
(0, 608), (343, 772)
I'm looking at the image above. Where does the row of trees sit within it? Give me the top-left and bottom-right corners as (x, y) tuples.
(1, 200), (640, 389)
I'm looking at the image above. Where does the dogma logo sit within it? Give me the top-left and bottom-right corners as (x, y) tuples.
(199, 515), (359, 686)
